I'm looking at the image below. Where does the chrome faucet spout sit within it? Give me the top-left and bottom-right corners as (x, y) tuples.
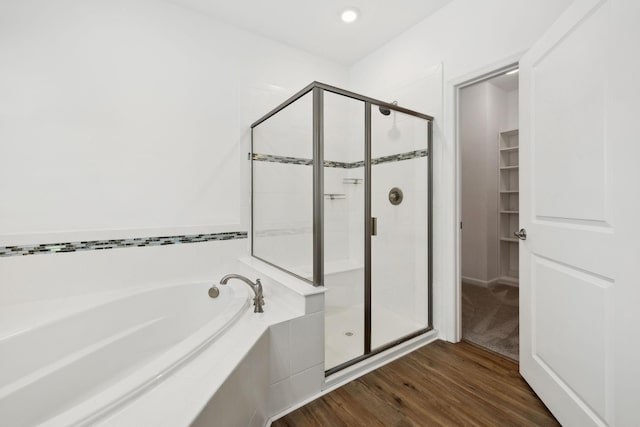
(219, 274), (264, 313)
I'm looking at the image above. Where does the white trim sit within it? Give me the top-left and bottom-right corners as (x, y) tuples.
(266, 330), (439, 425)
(448, 51), (525, 343)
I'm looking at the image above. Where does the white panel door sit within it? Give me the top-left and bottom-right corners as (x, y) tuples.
(519, 0), (640, 425)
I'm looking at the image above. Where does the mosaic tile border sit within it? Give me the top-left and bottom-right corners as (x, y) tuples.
(0, 231), (247, 258)
(252, 149), (428, 168)
(252, 153), (346, 168)
(252, 153), (312, 166)
(372, 149), (429, 165)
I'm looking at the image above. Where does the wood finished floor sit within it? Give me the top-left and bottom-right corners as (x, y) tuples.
(273, 340), (558, 427)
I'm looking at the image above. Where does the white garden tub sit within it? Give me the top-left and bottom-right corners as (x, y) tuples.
(0, 282), (250, 427)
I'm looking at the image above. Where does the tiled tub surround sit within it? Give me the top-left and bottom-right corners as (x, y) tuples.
(0, 232), (247, 258)
(0, 256), (326, 426)
(104, 258), (327, 427)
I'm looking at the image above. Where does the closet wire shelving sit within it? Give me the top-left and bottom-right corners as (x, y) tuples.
(498, 129), (519, 284)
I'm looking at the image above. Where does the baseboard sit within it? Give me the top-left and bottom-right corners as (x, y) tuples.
(461, 276), (499, 288)
(266, 330), (439, 425)
(497, 276), (519, 286)
(462, 275), (519, 287)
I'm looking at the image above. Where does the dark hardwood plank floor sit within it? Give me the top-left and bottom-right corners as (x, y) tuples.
(273, 340), (558, 427)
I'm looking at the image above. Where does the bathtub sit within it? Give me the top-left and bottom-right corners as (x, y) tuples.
(0, 282), (250, 427)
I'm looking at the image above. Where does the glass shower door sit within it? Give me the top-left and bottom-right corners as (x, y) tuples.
(323, 92), (366, 371)
(250, 83), (433, 375)
(370, 105), (431, 349)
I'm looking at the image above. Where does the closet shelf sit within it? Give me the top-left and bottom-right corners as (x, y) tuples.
(499, 128), (520, 280)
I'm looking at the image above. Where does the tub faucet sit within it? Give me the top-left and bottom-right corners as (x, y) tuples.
(220, 274), (265, 313)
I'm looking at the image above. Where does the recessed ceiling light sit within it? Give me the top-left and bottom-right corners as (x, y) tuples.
(341, 8), (359, 23)
(506, 69), (519, 75)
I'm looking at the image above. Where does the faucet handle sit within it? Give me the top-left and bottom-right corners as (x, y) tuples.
(255, 279), (265, 305)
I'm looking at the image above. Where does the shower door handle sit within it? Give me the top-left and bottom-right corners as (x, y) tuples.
(371, 217), (377, 236)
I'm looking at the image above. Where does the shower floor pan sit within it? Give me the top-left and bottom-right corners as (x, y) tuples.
(325, 303), (425, 371)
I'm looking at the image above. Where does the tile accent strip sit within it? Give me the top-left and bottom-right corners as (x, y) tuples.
(372, 149), (429, 165)
(0, 231), (247, 258)
(252, 153), (313, 166)
(252, 149), (428, 168)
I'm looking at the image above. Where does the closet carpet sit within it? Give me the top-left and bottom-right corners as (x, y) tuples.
(462, 281), (519, 360)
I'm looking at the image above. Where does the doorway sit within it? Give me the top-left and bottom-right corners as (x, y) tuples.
(458, 66), (520, 360)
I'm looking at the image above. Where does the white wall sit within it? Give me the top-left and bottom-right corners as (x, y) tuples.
(460, 83), (495, 283)
(348, 0), (572, 340)
(0, 0), (347, 305)
(0, 0), (572, 338)
(507, 89), (519, 130)
(460, 80), (515, 285)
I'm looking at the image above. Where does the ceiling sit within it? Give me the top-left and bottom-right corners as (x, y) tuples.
(168, 0), (452, 65)
(489, 72), (519, 92)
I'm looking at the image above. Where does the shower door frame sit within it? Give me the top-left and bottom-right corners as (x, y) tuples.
(250, 81), (434, 375)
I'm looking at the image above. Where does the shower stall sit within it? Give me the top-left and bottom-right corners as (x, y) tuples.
(250, 82), (433, 374)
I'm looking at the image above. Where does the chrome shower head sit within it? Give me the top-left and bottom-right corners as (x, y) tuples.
(379, 101), (398, 116)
